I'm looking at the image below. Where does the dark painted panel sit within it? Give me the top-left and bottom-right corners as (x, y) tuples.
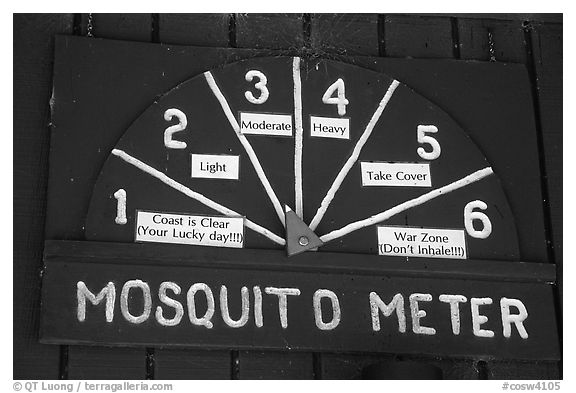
(350, 56), (549, 263)
(65, 12), (154, 380)
(46, 37), (548, 262)
(40, 242), (560, 360)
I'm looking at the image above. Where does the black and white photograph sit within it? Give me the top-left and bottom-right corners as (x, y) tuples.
(12, 6), (567, 388)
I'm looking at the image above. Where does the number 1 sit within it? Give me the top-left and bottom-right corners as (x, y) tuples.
(114, 189), (127, 225)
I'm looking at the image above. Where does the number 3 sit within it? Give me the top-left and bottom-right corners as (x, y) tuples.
(245, 70), (269, 104)
(417, 125), (441, 160)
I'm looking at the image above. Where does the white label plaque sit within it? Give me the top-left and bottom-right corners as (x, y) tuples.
(239, 112), (293, 136)
(377, 226), (467, 259)
(136, 211), (244, 248)
(191, 154), (239, 180)
(310, 116), (350, 139)
(361, 162), (431, 187)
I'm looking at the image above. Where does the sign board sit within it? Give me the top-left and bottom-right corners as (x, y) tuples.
(135, 211), (244, 248)
(239, 112), (293, 137)
(190, 154), (240, 180)
(40, 36), (558, 361)
(40, 241), (559, 360)
(377, 226), (467, 259)
(360, 162), (432, 187)
(82, 55), (519, 260)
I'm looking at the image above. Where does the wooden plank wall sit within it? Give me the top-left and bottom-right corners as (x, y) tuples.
(13, 13), (562, 380)
(14, 14), (73, 380)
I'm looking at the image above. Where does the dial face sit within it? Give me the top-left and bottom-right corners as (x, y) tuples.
(85, 56), (519, 261)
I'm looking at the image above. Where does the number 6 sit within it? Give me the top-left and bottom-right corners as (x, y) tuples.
(464, 200), (492, 239)
(417, 125), (441, 160)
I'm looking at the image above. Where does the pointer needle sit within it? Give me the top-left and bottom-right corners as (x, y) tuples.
(284, 205), (323, 257)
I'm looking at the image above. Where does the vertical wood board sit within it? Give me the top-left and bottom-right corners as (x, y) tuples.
(310, 14), (379, 56)
(64, 13), (154, 379)
(458, 18), (527, 63)
(236, 13), (304, 50)
(153, 349), (231, 379)
(384, 15), (454, 58)
(238, 351), (315, 379)
(67, 346), (147, 379)
(159, 14), (230, 47)
(13, 13), (74, 379)
(530, 23), (562, 267)
(90, 13), (152, 42)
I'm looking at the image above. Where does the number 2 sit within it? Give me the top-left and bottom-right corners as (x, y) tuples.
(417, 125), (441, 160)
(164, 108), (187, 149)
(322, 78), (349, 116)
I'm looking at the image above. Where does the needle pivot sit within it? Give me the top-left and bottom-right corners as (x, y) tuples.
(285, 205), (323, 257)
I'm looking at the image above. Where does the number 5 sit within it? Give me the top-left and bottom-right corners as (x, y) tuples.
(417, 125), (441, 160)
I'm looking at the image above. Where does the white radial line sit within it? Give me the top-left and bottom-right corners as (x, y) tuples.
(204, 71), (285, 227)
(293, 57), (304, 219)
(319, 167), (494, 244)
(111, 149), (286, 246)
(308, 79), (401, 231)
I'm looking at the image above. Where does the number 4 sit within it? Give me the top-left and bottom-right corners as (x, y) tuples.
(322, 78), (349, 116)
